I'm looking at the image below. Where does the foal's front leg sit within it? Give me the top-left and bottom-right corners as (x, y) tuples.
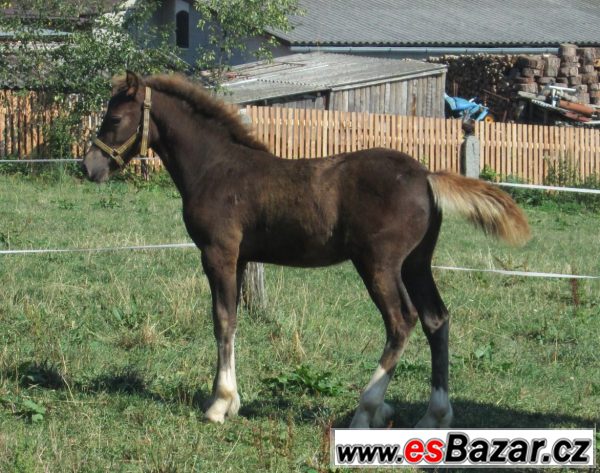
(202, 248), (241, 423)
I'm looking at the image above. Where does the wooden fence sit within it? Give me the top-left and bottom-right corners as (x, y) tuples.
(0, 90), (159, 174)
(475, 120), (600, 184)
(0, 90), (102, 159)
(245, 105), (463, 172)
(246, 105), (600, 184)
(2, 90), (600, 184)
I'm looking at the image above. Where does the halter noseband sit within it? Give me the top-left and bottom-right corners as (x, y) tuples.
(92, 87), (152, 167)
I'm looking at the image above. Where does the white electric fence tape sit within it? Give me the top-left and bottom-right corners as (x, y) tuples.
(0, 243), (196, 255)
(1, 160), (599, 194)
(0, 157), (160, 163)
(495, 182), (600, 195)
(0, 243), (597, 280)
(432, 265), (599, 280)
(0, 167), (598, 279)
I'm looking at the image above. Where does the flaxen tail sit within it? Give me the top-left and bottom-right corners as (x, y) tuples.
(427, 171), (530, 246)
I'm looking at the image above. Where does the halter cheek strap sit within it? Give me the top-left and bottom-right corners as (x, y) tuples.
(92, 87), (152, 168)
(140, 87), (152, 156)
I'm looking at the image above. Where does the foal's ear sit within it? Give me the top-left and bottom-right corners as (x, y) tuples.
(125, 70), (141, 97)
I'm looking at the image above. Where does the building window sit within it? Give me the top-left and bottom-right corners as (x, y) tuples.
(176, 10), (189, 48)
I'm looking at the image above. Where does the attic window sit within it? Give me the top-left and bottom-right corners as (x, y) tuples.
(176, 10), (189, 48)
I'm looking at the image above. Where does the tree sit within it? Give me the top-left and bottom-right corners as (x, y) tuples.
(194, 0), (301, 86)
(0, 0), (186, 154)
(0, 0), (300, 154)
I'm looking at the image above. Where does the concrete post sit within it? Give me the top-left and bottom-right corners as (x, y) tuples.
(460, 120), (481, 178)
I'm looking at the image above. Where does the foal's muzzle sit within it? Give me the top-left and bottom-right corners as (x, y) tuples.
(82, 148), (111, 183)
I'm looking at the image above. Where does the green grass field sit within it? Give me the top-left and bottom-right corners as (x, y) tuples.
(0, 170), (598, 472)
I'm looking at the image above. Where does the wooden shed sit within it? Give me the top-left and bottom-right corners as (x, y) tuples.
(221, 52), (447, 117)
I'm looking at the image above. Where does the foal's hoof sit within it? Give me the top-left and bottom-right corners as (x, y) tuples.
(204, 393), (241, 423)
(415, 407), (453, 428)
(350, 402), (395, 428)
(372, 402), (395, 428)
(204, 409), (226, 424)
(226, 393), (241, 418)
(349, 411), (370, 429)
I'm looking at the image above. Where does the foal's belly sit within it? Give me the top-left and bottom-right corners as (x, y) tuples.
(240, 226), (348, 268)
(255, 249), (348, 268)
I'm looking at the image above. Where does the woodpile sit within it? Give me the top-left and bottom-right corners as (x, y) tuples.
(430, 45), (600, 107)
(429, 54), (515, 99)
(511, 44), (600, 104)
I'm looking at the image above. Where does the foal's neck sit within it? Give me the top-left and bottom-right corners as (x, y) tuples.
(149, 91), (244, 200)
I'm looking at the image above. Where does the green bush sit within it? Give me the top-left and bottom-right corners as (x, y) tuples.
(479, 164), (498, 181)
(542, 159), (600, 212)
(481, 161), (600, 213)
(44, 114), (79, 160)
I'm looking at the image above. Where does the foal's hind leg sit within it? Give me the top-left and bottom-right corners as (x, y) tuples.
(404, 263), (453, 428)
(351, 260), (419, 428)
(202, 247), (244, 423)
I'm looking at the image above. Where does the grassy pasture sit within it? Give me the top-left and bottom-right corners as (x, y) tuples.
(0, 170), (598, 472)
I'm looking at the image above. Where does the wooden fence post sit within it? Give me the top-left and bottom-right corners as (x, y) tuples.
(241, 262), (267, 312)
(239, 109), (267, 312)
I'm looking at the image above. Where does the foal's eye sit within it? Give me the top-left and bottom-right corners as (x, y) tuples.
(109, 116), (122, 125)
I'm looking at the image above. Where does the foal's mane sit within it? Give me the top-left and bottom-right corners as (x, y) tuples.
(134, 74), (269, 152)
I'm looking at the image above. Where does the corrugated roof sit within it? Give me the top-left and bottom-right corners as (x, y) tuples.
(221, 52), (445, 104)
(269, 0), (600, 47)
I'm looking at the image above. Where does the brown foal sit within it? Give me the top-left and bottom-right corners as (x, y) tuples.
(83, 72), (530, 427)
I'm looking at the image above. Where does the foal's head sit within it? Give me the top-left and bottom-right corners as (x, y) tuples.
(82, 71), (151, 182)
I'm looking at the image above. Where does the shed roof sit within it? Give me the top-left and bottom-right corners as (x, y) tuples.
(221, 52), (446, 104)
(270, 0), (600, 48)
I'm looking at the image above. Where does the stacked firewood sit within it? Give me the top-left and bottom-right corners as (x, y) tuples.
(431, 45), (600, 106)
(429, 54), (516, 99)
(511, 44), (600, 104)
